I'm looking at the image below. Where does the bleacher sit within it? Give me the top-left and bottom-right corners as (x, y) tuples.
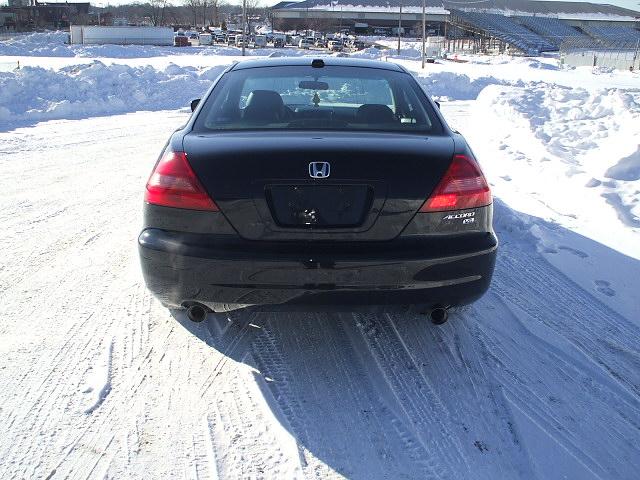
(446, 25), (467, 39)
(581, 25), (640, 45)
(450, 10), (558, 55)
(516, 16), (590, 48)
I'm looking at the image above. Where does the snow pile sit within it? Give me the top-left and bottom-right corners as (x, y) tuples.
(0, 31), (75, 57)
(0, 30), (188, 58)
(605, 147), (640, 181)
(416, 71), (516, 100)
(468, 83), (640, 256)
(0, 61), (227, 125)
(0, 30), (313, 58)
(0, 57), (521, 125)
(467, 55), (560, 70)
(358, 39), (424, 60)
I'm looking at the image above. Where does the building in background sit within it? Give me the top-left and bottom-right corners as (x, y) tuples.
(271, 0), (640, 35)
(0, 1), (90, 30)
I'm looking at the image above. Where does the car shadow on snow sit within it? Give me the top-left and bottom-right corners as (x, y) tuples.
(171, 200), (640, 480)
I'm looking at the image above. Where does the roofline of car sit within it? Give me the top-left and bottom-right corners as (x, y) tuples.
(228, 58), (409, 73)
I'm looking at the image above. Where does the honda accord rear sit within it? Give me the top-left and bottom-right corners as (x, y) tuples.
(138, 58), (497, 320)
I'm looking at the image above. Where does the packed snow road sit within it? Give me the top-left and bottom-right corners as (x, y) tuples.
(1, 107), (639, 480)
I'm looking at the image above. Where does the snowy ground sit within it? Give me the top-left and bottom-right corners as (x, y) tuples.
(1, 32), (639, 479)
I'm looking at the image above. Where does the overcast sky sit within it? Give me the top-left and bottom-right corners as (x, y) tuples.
(88, 0), (640, 11)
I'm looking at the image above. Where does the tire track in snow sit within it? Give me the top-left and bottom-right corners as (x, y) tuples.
(494, 246), (640, 402)
(251, 313), (451, 479)
(472, 291), (640, 480)
(385, 312), (536, 479)
(353, 312), (470, 479)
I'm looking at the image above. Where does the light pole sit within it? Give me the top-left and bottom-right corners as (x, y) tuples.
(421, 0), (426, 68)
(397, 3), (402, 56)
(241, 0), (246, 56)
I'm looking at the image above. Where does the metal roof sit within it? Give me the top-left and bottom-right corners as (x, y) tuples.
(229, 56), (407, 72)
(274, 0), (640, 18)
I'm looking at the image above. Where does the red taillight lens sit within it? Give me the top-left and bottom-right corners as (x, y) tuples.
(145, 150), (219, 211)
(420, 154), (492, 212)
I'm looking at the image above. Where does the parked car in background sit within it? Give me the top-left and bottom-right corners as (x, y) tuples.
(215, 34), (226, 43)
(227, 35), (236, 46)
(298, 38), (313, 49)
(328, 39), (344, 52)
(139, 57), (497, 324)
(199, 33), (212, 45)
(273, 37), (285, 48)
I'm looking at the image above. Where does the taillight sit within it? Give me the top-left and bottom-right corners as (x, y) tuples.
(420, 154), (492, 212)
(145, 149), (219, 211)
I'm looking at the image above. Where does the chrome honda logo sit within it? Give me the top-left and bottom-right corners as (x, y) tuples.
(309, 162), (330, 179)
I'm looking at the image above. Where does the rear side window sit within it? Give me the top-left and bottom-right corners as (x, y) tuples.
(194, 65), (442, 134)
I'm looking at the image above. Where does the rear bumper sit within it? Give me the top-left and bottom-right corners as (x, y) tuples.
(138, 229), (497, 312)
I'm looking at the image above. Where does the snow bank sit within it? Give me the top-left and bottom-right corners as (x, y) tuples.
(605, 147), (640, 181)
(476, 84), (640, 165)
(0, 30), (310, 58)
(0, 61), (227, 125)
(468, 82), (640, 257)
(352, 40), (423, 60)
(416, 71), (517, 101)
(0, 31), (74, 57)
(0, 57), (518, 126)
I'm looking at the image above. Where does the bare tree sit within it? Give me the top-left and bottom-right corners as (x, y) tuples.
(184, 0), (201, 27)
(204, 0), (223, 27)
(148, 0), (171, 26)
(243, 0), (260, 34)
(211, 0), (222, 27)
(201, 0), (208, 28)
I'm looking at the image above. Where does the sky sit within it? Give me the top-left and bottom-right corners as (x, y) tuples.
(85, 0), (640, 11)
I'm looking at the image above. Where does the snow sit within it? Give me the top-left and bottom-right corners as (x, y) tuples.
(606, 146), (640, 181)
(1, 31), (640, 479)
(0, 61), (226, 126)
(468, 84), (640, 260)
(0, 30), (306, 59)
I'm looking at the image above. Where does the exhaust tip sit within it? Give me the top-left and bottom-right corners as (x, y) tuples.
(186, 304), (209, 323)
(430, 306), (448, 325)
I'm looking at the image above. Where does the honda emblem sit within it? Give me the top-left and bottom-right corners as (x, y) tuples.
(309, 162), (330, 179)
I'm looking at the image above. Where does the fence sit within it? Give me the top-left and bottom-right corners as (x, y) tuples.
(560, 37), (640, 71)
(0, 31), (33, 42)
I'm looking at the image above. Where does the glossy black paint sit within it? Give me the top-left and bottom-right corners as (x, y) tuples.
(139, 219), (497, 312)
(183, 131), (455, 241)
(139, 58), (498, 313)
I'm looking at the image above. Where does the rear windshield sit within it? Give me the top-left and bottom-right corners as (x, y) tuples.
(193, 65), (442, 134)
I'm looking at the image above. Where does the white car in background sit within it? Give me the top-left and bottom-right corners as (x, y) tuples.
(328, 39), (344, 52)
(298, 38), (313, 49)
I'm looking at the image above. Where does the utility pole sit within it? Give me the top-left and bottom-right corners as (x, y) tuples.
(421, 0), (426, 68)
(397, 3), (402, 55)
(241, 0), (246, 56)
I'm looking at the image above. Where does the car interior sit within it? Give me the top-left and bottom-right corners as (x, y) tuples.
(199, 69), (438, 132)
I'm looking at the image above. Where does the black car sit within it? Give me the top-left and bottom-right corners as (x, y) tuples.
(139, 58), (497, 324)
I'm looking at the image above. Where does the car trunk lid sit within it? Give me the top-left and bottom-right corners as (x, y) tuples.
(183, 131), (454, 241)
